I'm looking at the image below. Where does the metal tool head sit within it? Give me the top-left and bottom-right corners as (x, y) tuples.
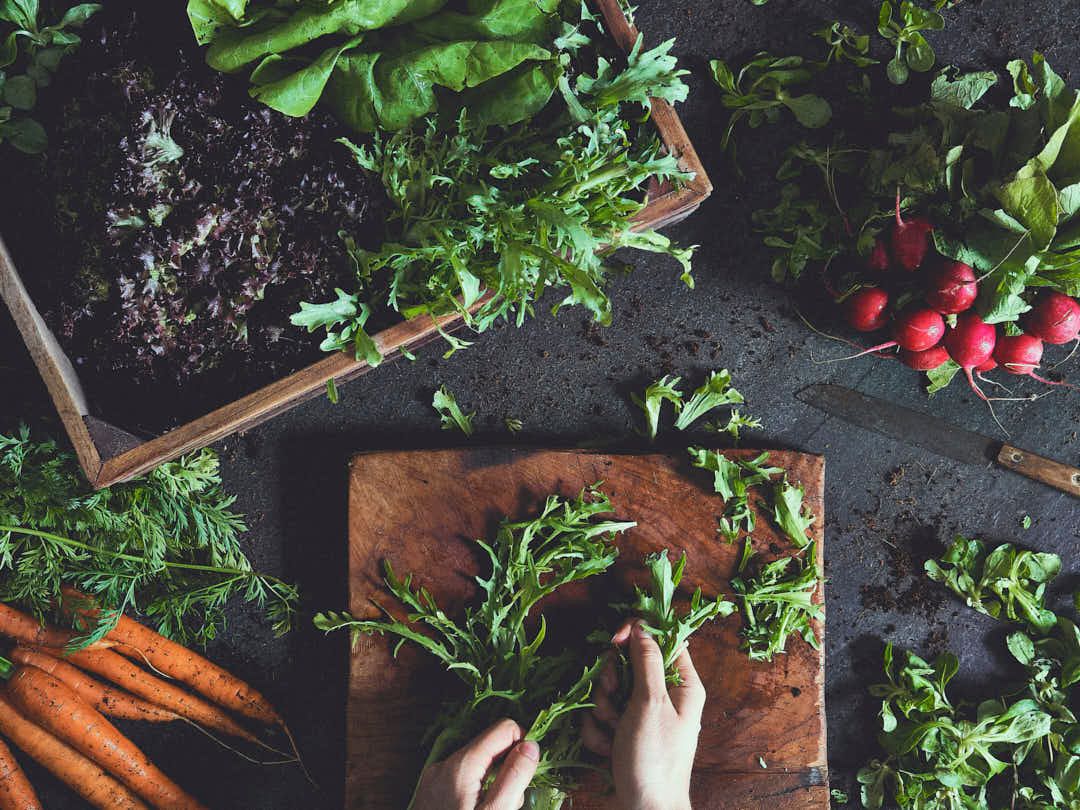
(797, 384), (998, 467)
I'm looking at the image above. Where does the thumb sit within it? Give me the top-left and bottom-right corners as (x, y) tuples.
(478, 739), (540, 810)
(628, 620), (668, 706)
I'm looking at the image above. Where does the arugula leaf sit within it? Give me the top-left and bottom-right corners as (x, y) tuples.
(673, 369), (744, 431)
(925, 536), (1061, 632)
(772, 478), (815, 548)
(631, 375), (683, 441)
(731, 540), (822, 662)
(433, 385), (475, 436)
(315, 487), (635, 806)
(689, 449), (782, 543)
(289, 288), (383, 366)
(619, 550), (735, 682)
(709, 409), (763, 441)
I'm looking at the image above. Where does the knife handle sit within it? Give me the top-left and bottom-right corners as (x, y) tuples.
(997, 444), (1080, 498)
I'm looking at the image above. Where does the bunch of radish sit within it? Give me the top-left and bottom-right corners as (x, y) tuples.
(836, 194), (1080, 399)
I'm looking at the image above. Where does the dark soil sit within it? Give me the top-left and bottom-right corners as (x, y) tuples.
(0, 4), (387, 436)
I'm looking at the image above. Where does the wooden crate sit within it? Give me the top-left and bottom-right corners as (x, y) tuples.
(0, 0), (712, 489)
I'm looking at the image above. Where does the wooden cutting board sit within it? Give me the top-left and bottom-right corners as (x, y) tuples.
(346, 448), (828, 809)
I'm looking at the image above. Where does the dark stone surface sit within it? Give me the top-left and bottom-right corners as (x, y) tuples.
(3, 1), (1080, 807)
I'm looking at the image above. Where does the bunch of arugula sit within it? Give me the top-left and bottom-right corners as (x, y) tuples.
(0, 0), (99, 153)
(614, 549), (735, 681)
(315, 487), (636, 810)
(292, 9), (694, 363)
(859, 537), (1080, 808)
(0, 427), (297, 648)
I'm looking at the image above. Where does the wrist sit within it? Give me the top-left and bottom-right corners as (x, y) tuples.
(627, 799), (691, 810)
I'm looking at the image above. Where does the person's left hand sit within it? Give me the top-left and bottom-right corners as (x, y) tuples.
(411, 717), (541, 810)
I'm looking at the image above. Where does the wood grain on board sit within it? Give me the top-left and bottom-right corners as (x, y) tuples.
(347, 448), (827, 810)
(0, 0), (712, 490)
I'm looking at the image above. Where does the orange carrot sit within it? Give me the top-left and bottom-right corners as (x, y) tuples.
(60, 590), (280, 726)
(0, 737), (39, 810)
(0, 692), (147, 810)
(42, 647), (263, 746)
(6, 666), (206, 810)
(0, 604), (111, 652)
(111, 617), (282, 726)
(10, 648), (177, 724)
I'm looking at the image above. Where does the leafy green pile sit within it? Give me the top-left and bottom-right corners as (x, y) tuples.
(925, 536), (1060, 632)
(732, 538), (822, 662)
(0, 427), (297, 647)
(187, 0), (565, 134)
(858, 537), (1080, 809)
(0, 0), (99, 153)
(292, 13), (693, 362)
(315, 487), (733, 809)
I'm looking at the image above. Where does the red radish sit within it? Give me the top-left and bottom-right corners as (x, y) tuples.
(993, 333), (1076, 388)
(833, 308), (945, 360)
(994, 334), (1043, 375)
(901, 344), (950, 371)
(943, 313), (997, 400)
(1023, 291), (1080, 344)
(845, 287), (890, 332)
(975, 357), (997, 373)
(867, 238), (890, 272)
(890, 190), (934, 271)
(926, 261), (978, 314)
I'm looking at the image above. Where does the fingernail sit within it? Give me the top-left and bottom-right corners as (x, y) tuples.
(634, 621), (649, 639)
(518, 740), (539, 761)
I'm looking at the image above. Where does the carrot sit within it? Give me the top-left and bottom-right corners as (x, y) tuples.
(10, 648), (177, 724)
(0, 604), (111, 652)
(41, 647), (263, 746)
(0, 692), (147, 810)
(60, 590), (280, 726)
(0, 737), (39, 810)
(6, 666), (206, 810)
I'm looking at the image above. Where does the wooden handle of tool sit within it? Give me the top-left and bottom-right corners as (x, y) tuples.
(997, 444), (1080, 498)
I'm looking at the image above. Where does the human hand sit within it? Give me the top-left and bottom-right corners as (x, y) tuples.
(411, 718), (540, 810)
(582, 619), (704, 810)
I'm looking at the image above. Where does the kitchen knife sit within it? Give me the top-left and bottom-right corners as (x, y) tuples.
(797, 383), (1080, 498)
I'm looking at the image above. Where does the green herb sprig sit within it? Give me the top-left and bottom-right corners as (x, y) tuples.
(0, 427), (297, 647)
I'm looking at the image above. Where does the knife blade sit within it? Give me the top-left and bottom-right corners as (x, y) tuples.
(797, 384), (1080, 498)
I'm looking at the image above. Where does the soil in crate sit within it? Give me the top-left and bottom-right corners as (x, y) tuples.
(1, 3), (390, 437)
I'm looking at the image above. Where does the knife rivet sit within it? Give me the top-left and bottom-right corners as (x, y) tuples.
(1073, 473), (1080, 487)
(1011, 452), (1024, 463)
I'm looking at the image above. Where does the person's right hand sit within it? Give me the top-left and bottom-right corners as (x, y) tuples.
(582, 619), (705, 810)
